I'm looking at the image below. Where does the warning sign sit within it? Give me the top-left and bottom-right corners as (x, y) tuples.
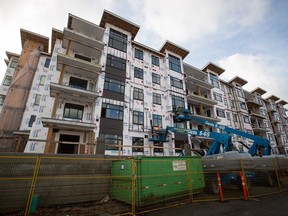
(172, 160), (187, 171)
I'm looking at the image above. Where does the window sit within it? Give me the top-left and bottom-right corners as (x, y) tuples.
(240, 102), (247, 110)
(153, 92), (161, 105)
(174, 121), (186, 129)
(243, 115), (250, 123)
(100, 133), (123, 151)
(216, 108), (225, 118)
(3, 76), (12, 86)
(69, 77), (88, 90)
(104, 77), (125, 94)
(106, 54), (126, 71)
(44, 58), (51, 68)
(267, 133), (274, 141)
(10, 59), (18, 68)
(28, 115), (36, 127)
(39, 75), (46, 85)
(75, 53), (91, 62)
(132, 137), (144, 153)
(226, 112), (231, 120)
(153, 114), (162, 127)
(152, 73), (160, 85)
(230, 100), (235, 108)
(233, 114), (238, 122)
(101, 103), (124, 120)
(172, 95), (185, 109)
(133, 88), (144, 101)
(34, 94), (41, 106)
(257, 97), (263, 105)
(236, 89), (244, 98)
(213, 92), (223, 102)
(260, 108), (266, 116)
(134, 67), (143, 79)
(170, 76), (183, 89)
(210, 73), (219, 88)
(63, 103), (84, 120)
(108, 28), (127, 52)
(0, 95), (5, 106)
(133, 111), (144, 125)
(169, 54), (181, 73)
(135, 48), (143, 60)
(151, 55), (159, 66)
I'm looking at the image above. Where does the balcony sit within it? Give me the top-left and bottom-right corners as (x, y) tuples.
(267, 105), (277, 112)
(185, 75), (213, 90)
(249, 111), (266, 119)
(187, 93), (217, 106)
(50, 82), (99, 102)
(68, 14), (105, 41)
(251, 123), (269, 132)
(246, 99), (262, 107)
(42, 117), (95, 131)
(193, 113), (221, 122)
(270, 116), (281, 124)
(63, 28), (105, 51)
(57, 53), (102, 80)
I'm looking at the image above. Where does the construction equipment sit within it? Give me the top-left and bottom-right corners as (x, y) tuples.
(149, 126), (232, 155)
(173, 108), (271, 156)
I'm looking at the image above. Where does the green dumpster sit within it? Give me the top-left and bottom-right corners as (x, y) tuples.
(110, 156), (205, 206)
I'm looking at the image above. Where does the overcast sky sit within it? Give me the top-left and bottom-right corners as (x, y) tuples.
(1, 0), (288, 107)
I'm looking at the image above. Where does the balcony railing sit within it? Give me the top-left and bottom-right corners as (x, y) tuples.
(50, 82), (99, 102)
(187, 93), (217, 106)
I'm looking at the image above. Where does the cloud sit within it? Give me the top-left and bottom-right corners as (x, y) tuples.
(217, 53), (288, 104)
(129, 0), (269, 44)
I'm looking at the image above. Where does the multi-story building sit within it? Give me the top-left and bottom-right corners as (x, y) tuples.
(0, 52), (19, 113)
(0, 10), (287, 156)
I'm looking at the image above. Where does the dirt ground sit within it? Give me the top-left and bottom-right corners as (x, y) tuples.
(5, 191), (288, 216)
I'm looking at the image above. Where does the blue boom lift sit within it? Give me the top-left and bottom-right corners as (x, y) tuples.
(173, 108), (271, 156)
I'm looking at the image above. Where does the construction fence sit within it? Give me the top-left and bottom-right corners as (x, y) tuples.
(0, 153), (288, 215)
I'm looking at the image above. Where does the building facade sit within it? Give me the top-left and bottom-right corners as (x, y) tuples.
(0, 10), (288, 155)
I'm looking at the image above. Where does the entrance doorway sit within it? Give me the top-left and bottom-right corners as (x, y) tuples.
(57, 134), (80, 154)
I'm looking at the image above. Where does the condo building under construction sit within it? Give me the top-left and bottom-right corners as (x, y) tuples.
(0, 10), (287, 156)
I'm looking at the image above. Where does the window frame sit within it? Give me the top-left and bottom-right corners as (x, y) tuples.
(104, 77), (125, 94)
(34, 94), (41, 106)
(100, 133), (123, 151)
(101, 103), (124, 120)
(63, 103), (84, 120)
(133, 111), (144, 125)
(170, 76), (183, 89)
(106, 54), (126, 71)
(108, 28), (127, 52)
(213, 92), (223, 102)
(132, 137), (144, 153)
(216, 108), (225, 118)
(153, 92), (161, 105)
(133, 87), (144, 101)
(172, 95), (185, 109)
(240, 102), (247, 110)
(0, 94), (5, 106)
(3, 76), (12, 86)
(135, 48), (144, 60)
(152, 73), (161, 85)
(243, 115), (250, 123)
(151, 55), (159, 66)
(134, 67), (144, 79)
(168, 54), (181, 73)
(152, 114), (162, 127)
(210, 73), (219, 88)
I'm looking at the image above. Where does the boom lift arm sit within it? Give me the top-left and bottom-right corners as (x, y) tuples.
(174, 109), (271, 156)
(149, 126), (233, 155)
